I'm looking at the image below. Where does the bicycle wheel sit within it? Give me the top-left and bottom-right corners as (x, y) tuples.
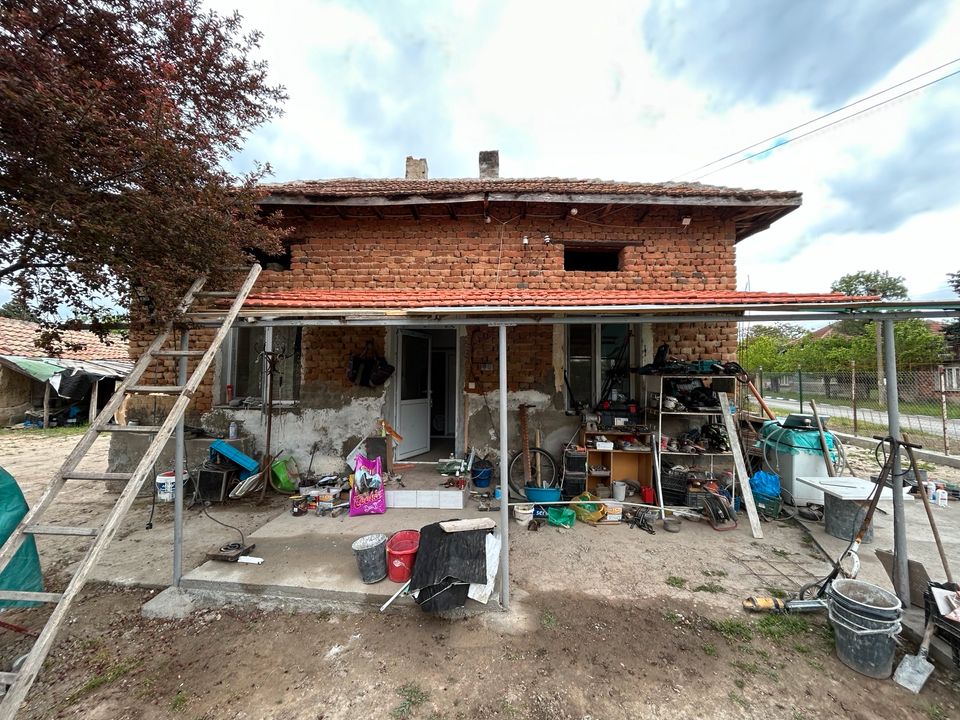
(508, 447), (558, 498)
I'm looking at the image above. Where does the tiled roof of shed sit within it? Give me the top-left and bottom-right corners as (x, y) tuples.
(0, 317), (128, 360)
(258, 178), (801, 203)
(241, 289), (874, 311)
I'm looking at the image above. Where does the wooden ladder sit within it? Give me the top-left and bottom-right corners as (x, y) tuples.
(0, 264), (261, 719)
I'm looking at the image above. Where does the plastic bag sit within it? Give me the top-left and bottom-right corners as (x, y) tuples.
(749, 470), (781, 498)
(547, 506), (575, 528)
(571, 492), (606, 523)
(349, 454), (386, 516)
(271, 455), (300, 494)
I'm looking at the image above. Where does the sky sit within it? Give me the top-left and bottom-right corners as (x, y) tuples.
(208, 0), (960, 302)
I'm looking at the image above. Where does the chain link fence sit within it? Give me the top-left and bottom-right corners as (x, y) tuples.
(740, 364), (960, 455)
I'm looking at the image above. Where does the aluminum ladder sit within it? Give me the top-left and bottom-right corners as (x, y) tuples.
(0, 264), (261, 718)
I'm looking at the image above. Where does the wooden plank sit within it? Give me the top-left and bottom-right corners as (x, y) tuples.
(718, 392), (763, 539)
(440, 518), (496, 533)
(0, 590), (63, 603)
(0, 266), (262, 719)
(0, 672), (17, 687)
(100, 425), (163, 433)
(42, 382), (50, 430)
(152, 350), (204, 357)
(63, 472), (132, 482)
(24, 525), (98, 537)
(87, 380), (99, 428)
(125, 385), (187, 394)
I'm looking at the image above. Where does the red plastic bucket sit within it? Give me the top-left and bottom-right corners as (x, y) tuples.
(386, 529), (420, 583)
(640, 486), (655, 504)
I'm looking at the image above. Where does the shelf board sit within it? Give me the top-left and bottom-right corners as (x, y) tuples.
(661, 411), (723, 416)
(660, 451), (732, 456)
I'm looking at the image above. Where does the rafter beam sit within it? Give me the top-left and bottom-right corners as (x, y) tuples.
(409, 205), (420, 220)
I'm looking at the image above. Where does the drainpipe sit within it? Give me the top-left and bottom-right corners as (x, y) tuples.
(498, 324), (510, 610)
(883, 318), (909, 605)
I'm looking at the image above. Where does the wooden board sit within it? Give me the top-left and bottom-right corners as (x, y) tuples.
(718, 392), (763, 539)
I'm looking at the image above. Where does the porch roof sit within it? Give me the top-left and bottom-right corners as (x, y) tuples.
(240, 288), (874, 313)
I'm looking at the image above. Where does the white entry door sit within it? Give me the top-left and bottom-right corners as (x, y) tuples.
(396, 331), (431, 459)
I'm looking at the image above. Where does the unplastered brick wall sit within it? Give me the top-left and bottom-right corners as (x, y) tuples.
(256, 203), (737, 293)
(652, 322), (739, 362)
(126, 326), (217, 419)
(466, 325), (554, 394)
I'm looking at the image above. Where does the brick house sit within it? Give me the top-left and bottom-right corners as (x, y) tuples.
(127, 152), (857, 473)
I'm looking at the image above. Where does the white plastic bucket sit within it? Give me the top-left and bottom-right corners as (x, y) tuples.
(156, 471), (176, 502)
(612, 481), (627, 502)
(514, 503), (534, 525)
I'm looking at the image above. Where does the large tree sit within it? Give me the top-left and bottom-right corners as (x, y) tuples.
(830, 270), (909, 405)
(0, 1), (286, 351)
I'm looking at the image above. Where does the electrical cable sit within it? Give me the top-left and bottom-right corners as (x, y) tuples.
(690, 66), (960, 181)
(671, 55), (960, 181)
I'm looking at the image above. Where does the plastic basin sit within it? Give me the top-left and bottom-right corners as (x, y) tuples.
(523, 486), (561, 503)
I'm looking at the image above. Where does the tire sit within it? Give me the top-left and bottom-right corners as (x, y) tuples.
(508, 447), (557, 498)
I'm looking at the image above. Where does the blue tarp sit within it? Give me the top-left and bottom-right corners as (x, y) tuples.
(0, 466), (44, 608)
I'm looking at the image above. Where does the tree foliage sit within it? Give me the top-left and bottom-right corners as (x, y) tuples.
(830, 270), (908, 300)
(0, 0), (287, 350)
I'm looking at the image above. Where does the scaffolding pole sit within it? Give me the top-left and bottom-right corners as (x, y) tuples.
(498, 324), (510, 610)
(883, 318), (909, 605)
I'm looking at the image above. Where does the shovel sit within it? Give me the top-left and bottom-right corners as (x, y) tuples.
(893, 619), (937, 693)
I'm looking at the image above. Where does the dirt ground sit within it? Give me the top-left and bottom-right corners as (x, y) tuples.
(2, 430), (959, 720)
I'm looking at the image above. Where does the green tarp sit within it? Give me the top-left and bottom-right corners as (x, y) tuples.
(757, 420), (838, 459)
(0, 465), (44, 608)
(0, 356), (62, 383)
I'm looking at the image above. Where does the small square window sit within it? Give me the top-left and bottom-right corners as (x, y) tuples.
(564, 247), (620, 272)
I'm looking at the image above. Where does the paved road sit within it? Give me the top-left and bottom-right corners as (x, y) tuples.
(761, 396), (960, 439)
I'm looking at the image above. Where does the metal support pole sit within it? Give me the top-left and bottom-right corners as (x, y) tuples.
(883, 319), (909, 605)
(758, 367), (763, 398)
(940, 366), (951, 456)
(497, 324), (510, 610)
(798, 368), (803, 412)
(851, 361), (858, 437)
(173, 331), (188, 587)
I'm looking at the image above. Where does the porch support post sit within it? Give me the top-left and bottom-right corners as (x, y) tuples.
(42, 381), (51, 429)
(498, 324), (510, 610)
(173, 330), (189, 587)
(883, 318), (909, 604)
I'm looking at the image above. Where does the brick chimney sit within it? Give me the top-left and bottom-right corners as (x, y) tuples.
(405, 156), (428, 179)
(479, 150), (499, 179)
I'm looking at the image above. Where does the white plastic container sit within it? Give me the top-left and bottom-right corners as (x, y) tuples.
(514, 503), (534, 525)
(155, 471), (176, 502)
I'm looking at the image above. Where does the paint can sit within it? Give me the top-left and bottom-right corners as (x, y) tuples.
(155, 471), (175, 502)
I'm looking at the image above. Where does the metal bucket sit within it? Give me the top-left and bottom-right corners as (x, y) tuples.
(351, 533), (388, 584)
(827, 580), (902, 679)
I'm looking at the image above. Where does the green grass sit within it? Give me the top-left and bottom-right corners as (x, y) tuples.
(702, 569), (728, 578)
(728, 691), (750, 709)
(927, 704), (948, 720)
(392, 683), (429, 719)
(733, 678), (745, 690)
(0, 424), (88, 437)
(712, 619), (753, 642)
(702, 643), (718, 657)
(540, 610), (558, 629)
(793, 643), (810, 654)
(756, 614), (809, 641)
(170, 690), (188, 712)
(665, 575), (687, 589)
(693, 581), (725, 594)
(65, 659), (140, 704)
(765, 587), (788, 599)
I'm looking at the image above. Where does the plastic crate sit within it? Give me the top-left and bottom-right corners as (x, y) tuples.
(563, 449), (587, 475)
(562, 472), (586, 499)
(924, 581), (960, 669)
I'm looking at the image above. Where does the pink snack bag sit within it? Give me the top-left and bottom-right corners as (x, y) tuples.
(349, 454), (386, 516)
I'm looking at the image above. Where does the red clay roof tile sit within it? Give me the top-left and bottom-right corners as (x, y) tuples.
(241, 289), (875, 311)
(0, 317), (128, 360)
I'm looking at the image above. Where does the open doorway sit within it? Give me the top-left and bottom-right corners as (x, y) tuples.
(394, 328), (457, 461)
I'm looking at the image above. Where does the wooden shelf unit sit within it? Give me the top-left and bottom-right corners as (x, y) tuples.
(580, 429), (653, 495)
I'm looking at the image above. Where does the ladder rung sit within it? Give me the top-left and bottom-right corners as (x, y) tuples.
(152, 350), (205, 358)
(194, 291), (236, 298)
(100, 424), (163, 433)
(125, 385), (185, 394)
(0, 671), (17, 686)
(63, 471), (133, 482)
(24, 525), (98, 537)
(0, 590), (63, 603)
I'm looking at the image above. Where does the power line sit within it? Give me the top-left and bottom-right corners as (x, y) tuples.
(670, 56), (960, 182)
(689, 66), (960, 182)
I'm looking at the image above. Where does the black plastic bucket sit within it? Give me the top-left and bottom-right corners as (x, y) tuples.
(827, 580), (902, 679)
(351, 533), (388, 583)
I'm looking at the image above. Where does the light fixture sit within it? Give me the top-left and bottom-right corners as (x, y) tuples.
(681, 216), (692, 226)
(484, 215), (492, 224)
(522, 235), (529, 245)
(569, 207), (578, 216)
(543, 234), (551, 244)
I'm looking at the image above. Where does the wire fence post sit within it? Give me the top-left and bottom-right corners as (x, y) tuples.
(797, 367), (803, 412)
(941, 365), (951, 456)
(851, 360), (858, 437)
(758, 367), (764, 398)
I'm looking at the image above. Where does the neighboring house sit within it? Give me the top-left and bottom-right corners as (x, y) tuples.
(0, 317), (131, 426)
(127, 152), (867, 472)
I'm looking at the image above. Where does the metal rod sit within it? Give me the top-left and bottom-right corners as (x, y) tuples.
(940, 366), (950, 456)
(883, 318), (909, 605)
(498, 324), (509, 611)
(173, 330), (188, 587)
(798, 368), (803, 412)
(851, 361), (858, 437)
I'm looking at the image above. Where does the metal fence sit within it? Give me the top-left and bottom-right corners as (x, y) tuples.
(740, 364), (959, 455)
